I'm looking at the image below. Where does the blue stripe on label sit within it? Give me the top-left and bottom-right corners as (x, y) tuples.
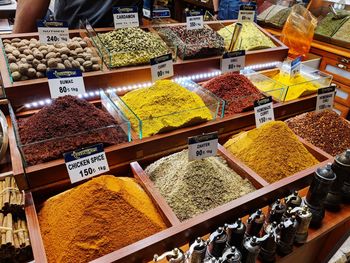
(47, 69), (82, 79)
(188, 132), (218, 144)
(254, 96), (272, 107)
(150, 54), (172, 65)
(223, 50), (246, 59)
(37, 20), (68, 28)
(64, 144), (104, 162)
(112, 6), (138, 14)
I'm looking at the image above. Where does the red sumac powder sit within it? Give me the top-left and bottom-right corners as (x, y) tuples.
(18, 95), (128, 165)
(203, 73), (263, 116)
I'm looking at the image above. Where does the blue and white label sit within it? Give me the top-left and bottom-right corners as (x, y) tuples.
(238, 5), (256, 22)
(186, 11), (204, 30)
(150, 53), (173, 82)
(64, 144), (110, 184)
(188, 132), (218, 161)
(254, 96), (274, 127)
(47, 69), (86, 98)
(316, 85), (336, 112)
(290, 56), (302, 78)
(113, 6), (139, 29)
(221, 50), (246, 73)
(37, 20), (69, 44)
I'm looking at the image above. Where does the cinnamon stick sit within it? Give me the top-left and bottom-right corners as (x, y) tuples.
(5, 213), (13, 245)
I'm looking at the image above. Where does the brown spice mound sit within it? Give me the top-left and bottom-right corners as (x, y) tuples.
(38, 175), (166, 263)
(18, 95), (128, 165)
(286, 110), (350, 156)
(203, 73), (263, 115)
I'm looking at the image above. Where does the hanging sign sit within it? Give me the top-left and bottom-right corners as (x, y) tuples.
(113, 6), (139, 29)
(188, 132), (218, 161)
(150, 53), (174, 82)
(316, 85), (336, 112)
(221, 50), (246, 73)
(37, 20), (69, 44)
(254, 96), (275, 127)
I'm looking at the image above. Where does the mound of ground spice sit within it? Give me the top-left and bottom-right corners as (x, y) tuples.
(146, 150), (255, 221)
(18, 95), (128, 165)
(38, 175), (166, 263)
(203, 73), (263, 115)
(286, 110), (350, 156)
(224, 121), (319, 183)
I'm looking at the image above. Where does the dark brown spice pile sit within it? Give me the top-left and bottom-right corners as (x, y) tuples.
(18, 95), (128, 165)
(285, 110), (350, 156)
(203, 72), (264, 116)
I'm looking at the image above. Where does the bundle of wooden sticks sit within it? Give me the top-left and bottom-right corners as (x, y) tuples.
(0, 177), (24, 216)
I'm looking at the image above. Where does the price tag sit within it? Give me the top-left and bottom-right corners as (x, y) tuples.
(150, 53), (174, 82)
(316, 85), (336, 112)
(254, 96), (275, 127)
(186, 11), (204, 30)
(37, 20), (69, 44)
(64, 144), (110, 184)
(221, 50), (246, 73)
(188, 132), (218, 161)
(290, 56), (302, 78)
(47, 69), (86, 99)
(113, 6), (139, 29)
(238, 5), (256, 22)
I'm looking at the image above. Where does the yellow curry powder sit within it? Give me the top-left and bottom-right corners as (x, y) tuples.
(224, 121), (319, 183)
(120, 80), (213, 137)
(38, 175), (166, 263)
(254, 72), (320, 101)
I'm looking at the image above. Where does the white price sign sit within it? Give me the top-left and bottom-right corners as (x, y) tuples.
(188, 132), (218, 161)
(290, 56), (302, 78)
(64, 144), (110, 184)
(186, 12), (204, 30)
(113, 6), (139, 29)
(37, 20), (69, 44)
(221, 50), (246, 73)
(150, 53), (174, 82)
(316, 85), (336, 112)
(238, 5), (256, 22)
(47, 69), (86, 98)
(254, 96), (275, 127)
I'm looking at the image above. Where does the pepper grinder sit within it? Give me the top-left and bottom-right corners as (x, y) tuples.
(222, 246), (242, 263)
(187, 237), (207, 263)
(241, 236), (261, 263)
(333, 150), (350, 203)
(154, 248), (185, 263)
(207, 227), (228, 258)
(225, 218), (246, 251)
(304, 164), (336, 227)
(276, 216), (298, 256)
(264, 199), (286, 234)
(293, 206), (312, 244)
(284, 191), (302, 209)
(259, 222), (279, 263)
(246, 209), (265, 237)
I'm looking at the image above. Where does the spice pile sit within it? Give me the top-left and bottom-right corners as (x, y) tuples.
(18, 95), (128, 165)
(203, 72), (263, 115)
(38, 175), (166, 263)
(157, 25), (225, 59)
(224, 121), (319, 183)
(0, 212), (32, 262)
(3, 37), (100, 81)
(97, 28), (169, 68)
(258, 5), (288, 23)
(266, 7), (291, 28)
(333, 18), (350, 42)
(120, 80), (213, 137)
(315, 13), (349, 37)
(146, 150), (255, 221)
(217, 22), (276, 51)
(286, 110), (350, 156)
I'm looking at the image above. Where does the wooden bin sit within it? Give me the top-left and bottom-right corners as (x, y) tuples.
(24, 139), (331, 263)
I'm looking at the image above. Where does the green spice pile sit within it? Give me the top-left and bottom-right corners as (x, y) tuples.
(286, 110), (350, 156)
(333, 19), (350, 42)
(97, 28), (169, 67)
(157, 25), (225, 59)
(315, 13), (349, 37)
(146, 150), (255, 221)
(266, 7), (291, 28)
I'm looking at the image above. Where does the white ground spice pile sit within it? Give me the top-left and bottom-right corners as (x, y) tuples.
(146, 150), (255, 221)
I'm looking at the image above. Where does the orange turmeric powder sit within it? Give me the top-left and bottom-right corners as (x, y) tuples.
(38, 175), (166, 263)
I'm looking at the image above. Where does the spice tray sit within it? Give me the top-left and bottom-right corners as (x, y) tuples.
(8, 90), (321, 192)
(91, 142), (330, 263)
(250, 64), (333, 102)
(24, 170), (179, 263)
(108, 78), (223, 139)
(8, 91), (133, 188)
